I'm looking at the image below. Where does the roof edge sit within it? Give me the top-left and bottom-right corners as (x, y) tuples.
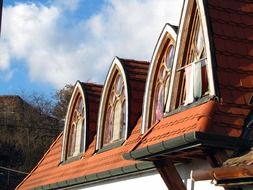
(33, 161), (155, 190)
(123, 132), (246, 160)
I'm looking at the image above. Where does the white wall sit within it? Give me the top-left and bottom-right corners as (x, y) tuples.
(72, 159), (223, 190)
(177, 159), (224, 190)
(78, 170), (167, 190)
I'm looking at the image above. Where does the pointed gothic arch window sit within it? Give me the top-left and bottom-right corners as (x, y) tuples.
(142, 24), (176, 133)
(62, 82), (86, 161)
(152, 45), (175, 124)
(103, 74), (126, 145)
(166, 0), (214, 112)
(96, 58), (129, 150)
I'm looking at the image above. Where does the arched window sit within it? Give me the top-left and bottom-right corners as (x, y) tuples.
(66, 94), (85, 158)
(62, 82), (86, 161)
(103, 73), (126, 146)
(141, 24), (177, 134)
(166, 0), (215, 112)
(152, 45), (174, 124)
(171, 6), (208, 109)
(96, 58), (130, 150)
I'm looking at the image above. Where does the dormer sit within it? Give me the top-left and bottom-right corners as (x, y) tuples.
(142, 23), (177, 133)
(124, 0), (253, 163)
(61, 81), (102, 162)
(166, 0), (216, 113)
(96, 57), (149, 151)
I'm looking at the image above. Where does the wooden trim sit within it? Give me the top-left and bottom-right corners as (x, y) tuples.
(154, 159), (186, 190)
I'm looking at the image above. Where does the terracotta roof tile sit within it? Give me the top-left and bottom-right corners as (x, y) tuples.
(134, 101), (216, 149)
(207, 0), (253, 110)
(119, 58), (149, 131)
(17, 61), (149, 189)
(18, 121), (143, 189)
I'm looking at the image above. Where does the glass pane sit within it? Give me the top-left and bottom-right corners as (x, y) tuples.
(166, 45), (174, 69)
(153, 85), (164, 124)
(156, 85), (164, 120)
(73, 117), (83, 156)
(67, 123), (77, 157)
(112, 101), (122, 141)
(159, 65), (166, 80)
(196, 26), (204, 55)
(77, 97), (83, 113)
(115, 75), (123, 95)
(121, 100), (126, 138)
(103, 106), (112, 145)
(109, 90), (115, 104)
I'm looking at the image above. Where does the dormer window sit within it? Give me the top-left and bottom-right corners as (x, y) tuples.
(103, 74), (126, 145)
(167, 2), (214, 112)
(66, 94), (85, 158)
(141, 24), (177, 133)
(175, 23), (208, 107)
(152, 45), (174, 124)
(96, 58), (130, 150)
(61, 82), (86, 161)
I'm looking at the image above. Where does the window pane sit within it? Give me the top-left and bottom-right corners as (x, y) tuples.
(159, 65), (166, 80)
(67, 123), (77, 157)
(196, 26), (204, 55)
(115, 75), (123, 95)
(112, 101), (122, 141)
(121, 100), (126, 138)
(153, 85), (164, 124)
(166, 45), (174, 69)
(103, 106), (113, 145)
(73, 117), (83, 156)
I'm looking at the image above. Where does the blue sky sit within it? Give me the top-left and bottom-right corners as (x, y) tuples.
(0, 0), (183, 98)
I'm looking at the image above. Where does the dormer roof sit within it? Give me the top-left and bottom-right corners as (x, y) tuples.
(17, 57), (150, 189)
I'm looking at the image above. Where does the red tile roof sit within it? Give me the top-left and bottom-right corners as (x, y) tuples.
(80, 83), (103, 146)
(17, 59), (150, 189)
(208, 0), (253, 106)
(207, 0), (253, 137)
(17, 119), (146, 189)
(119, 58), (150, 130)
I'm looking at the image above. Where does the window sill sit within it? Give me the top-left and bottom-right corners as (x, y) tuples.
(165, 95), (217, 117)
(60, 153), (83, 165)
(97, 139), (125, 153)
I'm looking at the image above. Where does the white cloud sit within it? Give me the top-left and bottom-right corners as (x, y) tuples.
(0, 41), (10, 70)
(0, 0), (184, 88)
(53, 0), (81, 11)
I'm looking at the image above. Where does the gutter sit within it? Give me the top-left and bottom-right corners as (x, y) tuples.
(33, 161), (154, 190)
(123, 132), (247, 160)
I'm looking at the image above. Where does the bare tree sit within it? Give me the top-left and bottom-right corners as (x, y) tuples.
(52, 84), (74, 120)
